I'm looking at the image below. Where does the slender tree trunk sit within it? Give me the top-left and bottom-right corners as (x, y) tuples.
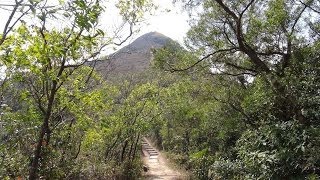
(120, 140), (128, 163)
(128, 139), (134, 161)
(29, 80), (57, 179)
(132, 133), (140, 161)
(183, 131), (190, 155)
(29, 115), (50, 180)
(105, 133), (121, 160)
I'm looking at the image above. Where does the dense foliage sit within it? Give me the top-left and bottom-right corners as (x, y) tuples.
(0, 0), (155, 179)
(149, 0), (320, 179)
(0, 0), (319, 179)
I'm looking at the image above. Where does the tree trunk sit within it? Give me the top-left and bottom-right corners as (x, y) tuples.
(105, 133), (121, 160)
(183, 131), (190, 155)
(120, 140), (128, 163)
(132, 133), (140, 161)
(128, 139), (134, 160)
(29, 80), (57, 179)
(29, 116), (49, 180)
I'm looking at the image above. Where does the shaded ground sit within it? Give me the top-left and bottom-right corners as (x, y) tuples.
(141, 138), (189, 180)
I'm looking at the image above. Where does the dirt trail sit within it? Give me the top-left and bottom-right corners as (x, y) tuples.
(141, 138), (188, 180)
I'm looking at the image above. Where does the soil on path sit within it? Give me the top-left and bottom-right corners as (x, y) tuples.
(141, 138), (189, 180)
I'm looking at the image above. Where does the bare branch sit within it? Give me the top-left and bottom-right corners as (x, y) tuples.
(214, 0), (238, 20)
(223, 22), (237, 47)
(0, 0), (23, 46)
(209, 71), (257, 77)
(225, 62), (257, 73)
(290, 4), (307, 36)
(169, 47), (239, 72)
(240, 0), (255, 18)
(113, 22), (134, 46)
(257, 51), (285, 56)
(298, 0), (320, 14)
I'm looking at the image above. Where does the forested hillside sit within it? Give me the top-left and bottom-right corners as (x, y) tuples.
(0, 0), (320, 180)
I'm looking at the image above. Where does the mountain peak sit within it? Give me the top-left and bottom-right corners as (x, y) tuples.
(94, 32), (176, 79)
(122, 32), (173, 53)
(140, 31), (168, 38)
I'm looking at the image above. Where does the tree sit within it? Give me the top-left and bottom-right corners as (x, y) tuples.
(0, 0), (155, 179)
(152, 0), (320, 178)
(178, 0), (320, 124)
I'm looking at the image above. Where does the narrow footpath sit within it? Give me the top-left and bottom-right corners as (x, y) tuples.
(141, 138), (188, 180)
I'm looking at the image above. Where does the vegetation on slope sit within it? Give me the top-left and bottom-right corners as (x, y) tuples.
(0, 0), (155, 179)
(149, 0), (320, 179)
(0, 0), (320, 180)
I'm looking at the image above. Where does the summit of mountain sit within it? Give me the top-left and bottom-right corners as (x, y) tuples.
(93, 32), (175, 79)
(117, 31), (173, 54)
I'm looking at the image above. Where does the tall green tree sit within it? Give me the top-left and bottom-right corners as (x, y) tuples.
(0, 0), (155, 179)
(153, 0), (320, 178)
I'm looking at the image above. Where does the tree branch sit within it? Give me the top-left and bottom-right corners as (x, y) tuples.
(225, 62), (257, 73)
(240, 0), (255, 18)
(215, 0), (238, 20)
(0, 0), (23, 46)
(209, 71), (256, 77)
(113, 22), (134, 46)
(298, 0), (320, 14)
(169, 48), (238, 72)
(214, 0), (271, 73)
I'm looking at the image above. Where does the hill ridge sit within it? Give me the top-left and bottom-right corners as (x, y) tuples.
(93, 32), (174, 79)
